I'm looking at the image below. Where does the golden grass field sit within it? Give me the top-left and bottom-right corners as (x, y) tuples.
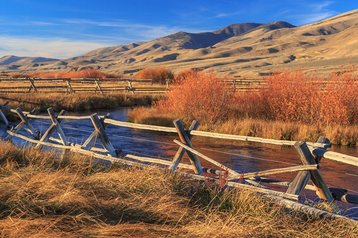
(0, 141), (357, 237)
(0, 93), (161, 112)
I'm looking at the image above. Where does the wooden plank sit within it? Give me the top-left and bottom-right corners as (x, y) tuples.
(174, 140), (317, 179)
(240, 165), (317, 179)
(170, 120), (199, 171)
(173, 119), (203, 175)
(174, 139), (241, 178)
(89, 113), (118, 156)
(310, 147), (358, 166)
(65, 79), (74, 93)
(0, 102), (9, 126)
(94, 78), (104, 95)
(294, 141), (334, 202)
(12, 108), (40, 139)
(28, 78), (38, 92)
(36, 109), (66, 149)
(286, 171), (311, 195)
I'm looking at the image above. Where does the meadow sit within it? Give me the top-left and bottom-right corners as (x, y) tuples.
(0, 141), (356, 237)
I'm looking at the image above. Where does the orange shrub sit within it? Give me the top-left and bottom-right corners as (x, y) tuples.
(136, 67), (174, 84)
(265, 71), (358, 125)
(157, 71), (232, 124)
(174, 69), (198, 84)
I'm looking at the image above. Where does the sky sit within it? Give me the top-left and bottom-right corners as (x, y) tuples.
(0, 0), (357, 59)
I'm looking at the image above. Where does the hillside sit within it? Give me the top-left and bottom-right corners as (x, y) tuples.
(0, 10), (357, 77)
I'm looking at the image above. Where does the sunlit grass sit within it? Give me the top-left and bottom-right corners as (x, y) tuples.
(0, 142), (357, 237)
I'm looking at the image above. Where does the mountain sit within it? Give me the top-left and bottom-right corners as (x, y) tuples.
(1, 10), (357, 77)
(0, 55), (58, 70)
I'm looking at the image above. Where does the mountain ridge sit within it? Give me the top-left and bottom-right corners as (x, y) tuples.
(1, 9), (357, 77)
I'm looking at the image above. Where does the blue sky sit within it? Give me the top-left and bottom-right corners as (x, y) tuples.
(0, 0), (357, 58)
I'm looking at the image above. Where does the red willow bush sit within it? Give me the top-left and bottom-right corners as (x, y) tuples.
(135, 67), (174, 84)
(157, 71), (232, 124)
(232, 71), (358, 125)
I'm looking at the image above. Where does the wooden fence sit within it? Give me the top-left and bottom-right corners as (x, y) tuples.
(0, 77), (268, 94)
(0, 77), (169, 94)
(0, 76), (356, 95)
(0, 101), (357, 220)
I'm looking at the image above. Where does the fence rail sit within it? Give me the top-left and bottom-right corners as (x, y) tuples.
(0, 77), (169, 94)
(0, 76), (272, 94)
(0, 101), (357, 220)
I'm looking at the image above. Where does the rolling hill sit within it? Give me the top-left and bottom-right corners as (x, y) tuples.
(1, 10), (357, 77)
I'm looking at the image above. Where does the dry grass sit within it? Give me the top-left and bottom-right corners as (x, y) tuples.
(0, 93), (161, 112)
(0, 142), (357, 237)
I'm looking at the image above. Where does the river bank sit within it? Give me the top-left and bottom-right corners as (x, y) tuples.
(0, 141), (356, 237)
(128, 107), (358, 146)
(0, 93), (162, 112)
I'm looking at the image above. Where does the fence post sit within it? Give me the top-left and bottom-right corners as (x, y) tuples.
(171, 119), (203, 175)
(28, 78), (38, 93)
(233, 79), (236, 93)
(294, 141), (334, 202)
(36, 108), (67, 149)
(170, 120), (199, 172)
(65, 79), (74, 93)
(94, 78), (104, 95)
(9, 108), (40, 140)
(286, 171), (311, 195)
(127, 80), (134, 94)
(0, 101), (10, 127)
(88, 113), (118, 156)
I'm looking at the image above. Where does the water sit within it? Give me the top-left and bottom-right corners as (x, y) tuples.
(4, 108), (358, 218)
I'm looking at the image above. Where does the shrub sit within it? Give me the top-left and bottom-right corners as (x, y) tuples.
(262, 71), (357, 125)
(136, 67), (174, 84)
(157, 71), (232, 124)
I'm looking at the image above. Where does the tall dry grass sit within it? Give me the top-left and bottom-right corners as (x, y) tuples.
(0, 93), (161, 112)
(0, 142), (357, 237)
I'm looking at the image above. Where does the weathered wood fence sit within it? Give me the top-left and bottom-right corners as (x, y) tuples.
(0, 101), (357, 220)
(1, 76), (356, 94)
(0, 77), (169, 94)
(0, 77), (268, 94)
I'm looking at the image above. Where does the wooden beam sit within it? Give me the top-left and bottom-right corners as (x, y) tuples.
(173, 119), (203, 175)
(65, 79), (74, 93)
(240, 165), (317, 179)
(286, 171), (311, 195)
(294, 141), (334, 202)
(0, 102), (9, 127)
(36, 109), (66, 149)
(94, 78), (104, 95)
(170, 120), (199, 171)
(89, 113), (118, 156)
(11, 108), (40, 139)
(28, 78), (38, 92)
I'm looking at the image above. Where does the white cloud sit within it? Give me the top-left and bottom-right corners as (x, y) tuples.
(0, 18), (208, 58)
(0, 36), (111, 59)
(288, 1), (337, 25)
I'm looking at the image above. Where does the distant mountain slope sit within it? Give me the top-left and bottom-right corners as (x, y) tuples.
(1, 10), (357, 77)
(0, 55), (58, 70)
